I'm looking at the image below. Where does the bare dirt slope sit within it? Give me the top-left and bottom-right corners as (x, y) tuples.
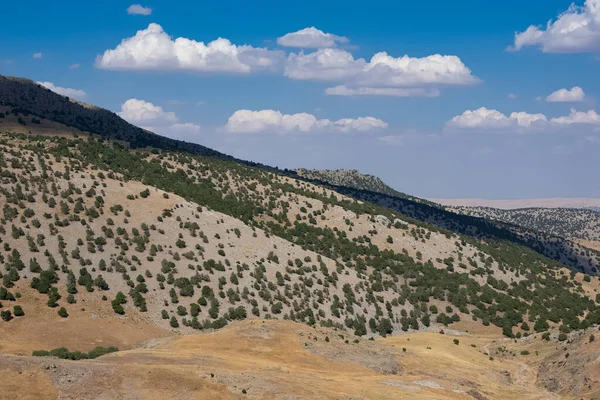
(0, 319), (586, 400)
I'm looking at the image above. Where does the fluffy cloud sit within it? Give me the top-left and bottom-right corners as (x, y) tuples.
(118, 99), (177, 125)
(285, 49), (477, 86)
(325, 85), (440, 97)
(550, 109), (600, 124)
(277, 27), (349, 48)
(509, 0), (600, 52)
(546, 86), (586, 102)
(33, 53), (42, 59)
(285, 48), (362, 80)
(446, 107), (547, 129)
(127, 4), (152, 15)
(36, 81), (87, 100)
(448, 107), (600, 131)
(96, 23), (283, 74)
(284, 49), (478, 97)
(119, 98), (202, 140)
(509, 111), (549, 127)
(225, 109), (387, 133)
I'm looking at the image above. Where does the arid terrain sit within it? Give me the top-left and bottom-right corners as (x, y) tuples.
(431, 198), (600, 210)
(2, 319), (599, 399)
(1, 76), (600, 399)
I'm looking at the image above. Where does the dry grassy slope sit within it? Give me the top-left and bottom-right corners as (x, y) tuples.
(1, 319), (593, 400)
(0, 106), (85, 138)
(536, 327), (600, 398)
(443, 206), (600, 274)
(0, 75), (248, 163)
(447, 206), (600, 243)
(0, 137), (520, 348)
(334, 186), (600, 275)
(2, 133), (599, 348)
(161, 153), (518, 286)
(0, 142), (364, 337)
(0, 110), (599, 399)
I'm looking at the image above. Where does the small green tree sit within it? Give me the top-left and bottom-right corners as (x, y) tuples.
(1, 310), (12, 322)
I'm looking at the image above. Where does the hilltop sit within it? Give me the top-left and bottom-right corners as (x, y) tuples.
(295, 168), (416, 200)
(447, 206), (600, 242)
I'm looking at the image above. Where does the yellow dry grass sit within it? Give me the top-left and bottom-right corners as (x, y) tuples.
(0, 319), (570, 399)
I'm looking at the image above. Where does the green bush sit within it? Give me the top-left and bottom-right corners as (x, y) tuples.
(558, 333), (568, 342)
(32, 346), (118, 360)
(1, 310), (12, 322)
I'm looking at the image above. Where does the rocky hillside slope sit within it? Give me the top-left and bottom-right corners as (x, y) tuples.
(2, 74), (597, 276)
(447, 206), (600, 242)
(295, 168), (420, 201)
(1, 130), (599, 344)
(1, 74), (600, 399)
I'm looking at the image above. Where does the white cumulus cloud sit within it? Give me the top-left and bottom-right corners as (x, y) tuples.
(36, 81), (87, 100)
(277, 27), (349, 48)
(509, 0), (600, 53)
(119, 98), (202, 140)
(550, 109), (600, 124)
(118, 98), (178, 125)
(446, 107), (547, 130)
(284, 48), (478, 97)
(546, 86), (586, 102)
(225, 109), (387, 133)
(509, 111), (549, 128)
(127, 4), (152, 15)
(285, 48), (363, 81)
(285, 49), (478, 86)
(96, 23), (284, 74)
(447, 106), (600, 132)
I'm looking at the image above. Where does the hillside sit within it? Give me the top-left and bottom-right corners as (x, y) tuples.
(1, 75), (600, 398)
(1, 130), (600, 345)
(313, 182), (600, 275)
(2, 74), (597, 276)
(295, 168), (420, 201)
(0, 75), (272, 170)
(447, 206), (600, 242)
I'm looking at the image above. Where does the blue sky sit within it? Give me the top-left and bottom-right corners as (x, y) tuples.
(1, 0), (600, 199)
